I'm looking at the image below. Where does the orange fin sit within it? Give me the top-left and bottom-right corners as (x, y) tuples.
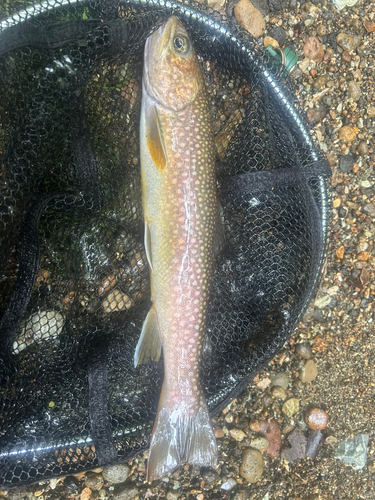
(147, 388), (217, 481)
(146, 104), (167, 172)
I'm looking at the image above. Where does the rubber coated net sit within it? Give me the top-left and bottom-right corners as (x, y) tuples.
(0, 0), (331, 488)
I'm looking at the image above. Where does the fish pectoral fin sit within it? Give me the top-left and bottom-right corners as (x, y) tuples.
(146, 104), (167, 172)
(144, 221), (153, 271)
(134, 306), (161, 367)
(213, 200), (226, 258)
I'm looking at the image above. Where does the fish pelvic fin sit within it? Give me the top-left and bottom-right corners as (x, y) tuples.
(134, 306), (161, 367)
(147, 388), (218, 481)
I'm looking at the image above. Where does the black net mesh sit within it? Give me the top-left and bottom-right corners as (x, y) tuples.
(0, 0), (331, 488)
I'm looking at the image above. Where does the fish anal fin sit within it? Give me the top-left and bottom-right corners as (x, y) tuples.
(213, 201), (225, 258)
(134, 306), (161, 367)
(146, 104), (167, 172)
(147, 387), (217, 481)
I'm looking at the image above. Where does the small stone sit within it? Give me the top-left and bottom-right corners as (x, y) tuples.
(85, 472), (104, 491)
(202, 469), (219, 484)
(271, 386), (287, 399)
(357, 141), (368, 156)
(307, 105), (327, 124)
(249, 419), (261, 432)
(306, 429), (325, 459)
(338, 126), (356, 143)
(234, 0), (266, 38)
(336, 246), (345, 259)
(281, 428), (307, 462)
(357, 252), (370, 262)
(338, 154), (354, 173)
(363, 21), (375, 33)
(305, 408), (328, 430)
(221, 477), (238, 491)
(282, 398), (300, 417)
(229, 429), (246, 442)
(336, 33), (355, 51)
(214, 427), (225, 438)
(81, 488), (92, 500)
(270, 371), (289, 390)
(314, 294), (332, 309)
(341, 50), (351, 62)
(102, 464), (130, 484)
(264, 36), (279, 48)
(347, 81), (361, 101)
(295, 342), (312, 359)
(368, 106), (375, 118)
(249, 437), (269, 451)
(335, 434), (369, 470)
(259, 419), (281, 457)
(239, 449), (264, 483)
(299, 359), (318, 383)
(316, 24), (326, 36)
(233, 489), (251, 500)
(166, 492), (180, 500)
(267, 25), (287, 46)
(114, 485), (140, 500)
(303, 37), (324, 62)
(256, 377), (271, 390)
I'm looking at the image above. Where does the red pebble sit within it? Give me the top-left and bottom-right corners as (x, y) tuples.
(305, 408), (328, 430)
(259, 419), (281, 458)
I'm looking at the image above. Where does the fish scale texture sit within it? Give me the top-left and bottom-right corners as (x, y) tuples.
(0, 0), (330, 489)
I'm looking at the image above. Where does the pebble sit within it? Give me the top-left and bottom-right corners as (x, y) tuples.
(267, 25), (287, 46)
(316, 24), (326, 36)
(85, 472), (104, 491)
(341, 50), (351, 62)
(239, 449), (264, 483)
(234, 0), (266, 38)
(114, 484), (140, 500)
(303, 37), (324, 62)
(271, 386), (287, 399)
(214, 427), (225, 438)
(314, 294), (332, 309)
(281, 428), (307, 462)
(102, 464), (130, 484)
(338, 154), (354, 173)
(347, 80), (361, 101)
(80, 487), (92, 500)
(306, 429), (325, 459)
(221, 477), (238, 491)
(336, 32), (355, 51)
(259, 419), (282, 457)
(335, 434), (369, 470)
(282, 398), (300, 417)
(295, 342), (312, 359)
(363, 21), (375, 33)
(305, 408), (328, 430)
(102, 289), (133, 313)
(357, 141), (368, 156)
(249, 436), (269, 451)
(338, 125), (356, 143)
(307, 106), (326, 124)
(264, 36), (279, 48)
(166, 491), (180, 500)
(270, 371), (289, 390)
(332, 0), (359, 9)
(65, 476), (80, 491)
(201, 469), (219, 484)
(229, 429), (246, 441)
(299, 359), (318, 383)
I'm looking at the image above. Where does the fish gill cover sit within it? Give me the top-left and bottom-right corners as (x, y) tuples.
(0, 0), (330, 488)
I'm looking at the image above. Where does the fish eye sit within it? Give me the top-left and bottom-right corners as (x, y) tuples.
(173, 36), (189, 53)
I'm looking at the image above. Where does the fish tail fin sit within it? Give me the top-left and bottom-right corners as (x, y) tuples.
(147, 385), (217, 481)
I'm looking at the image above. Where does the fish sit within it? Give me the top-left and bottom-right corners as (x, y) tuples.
(134, 16), (224, 481)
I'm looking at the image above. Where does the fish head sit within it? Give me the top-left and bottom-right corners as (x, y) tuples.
(143, 16), (202, 111)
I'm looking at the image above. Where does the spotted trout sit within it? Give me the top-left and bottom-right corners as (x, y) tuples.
(134, 17), (223, 480)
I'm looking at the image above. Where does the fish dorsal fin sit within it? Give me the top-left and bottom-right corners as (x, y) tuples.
(134, 306), (162, 367)
(146, 104), (167, 172)
(213, 201), (226, 258)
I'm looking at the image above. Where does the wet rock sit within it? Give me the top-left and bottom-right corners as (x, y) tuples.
(247, 0), (269, 15)
(85, 472), (104, 491)
(307, 105), (327, 124)
(306, 429), (325, 459)
(268, 0), (283, 11)
(271, 371), (290, 390)
(102, 464), (130, 484)
(335, 434), (369, 470)
(305, 408), (328, 430)
(259, 419), (281, 457)
(264, 36), (279, 48)
(239, 449), (264, 483)
(214, 427), (225, 438)
(114, 484), (140, 500)
(363, 21), (375, 33)
(65, 476), (80, 491)
(348, 81), (361, 101)
(234, 0), (266, 38)
(338, 126), (356, 143)
(234, 489), (251, 500)
(281, 428), (307, 462)
(221, 477), (238, 491)
(166, 491), (180, 500)
(299, 359), (318, 383)
(229, 429), (246, 441)
(267, 26), (287, 46)
(249, 436), (269, 451)
(316, 24), (327, 36)
(357, 141), (368, 156)
(338, 154), (354, 173)
(271, 386), (287, 399)
(295, 342), (312, 359)
(336, 33), (355, 51)
(80, 487), (92, 500)
(314, 294), (332, 309)
(332, 0), (358, 10)
(202, 469), (219, 485)
(282, 398), (300, 417)
(303, 37), (324, 62)
(341, 50), (351, 62)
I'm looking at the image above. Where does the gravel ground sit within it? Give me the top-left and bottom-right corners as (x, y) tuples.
(1, 0), (375, 498)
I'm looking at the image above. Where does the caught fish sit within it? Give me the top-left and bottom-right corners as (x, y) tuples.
(134, 16), (224, 480)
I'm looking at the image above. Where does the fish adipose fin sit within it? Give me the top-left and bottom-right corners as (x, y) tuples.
(146, 104), (167, 172)
(134, 306), (161, 367)
(147, 390), (218, 481)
